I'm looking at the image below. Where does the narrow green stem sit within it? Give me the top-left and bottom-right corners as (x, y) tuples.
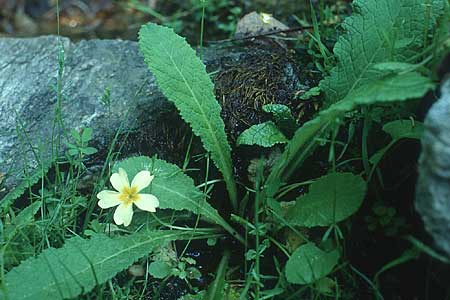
(362, 108), (372, 178)
(199, 0), (206, 60)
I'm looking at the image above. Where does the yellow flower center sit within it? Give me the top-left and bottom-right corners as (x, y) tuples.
(119, 186), (140, 205)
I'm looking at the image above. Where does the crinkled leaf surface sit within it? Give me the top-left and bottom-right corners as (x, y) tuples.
(286, 173), (366, 227)
(285, 243), (340, 284)
(3, 231), (194, 300)
(138, 23), (236, 205)
(237, 121), (288, 147)
(320, 0), (444, 104)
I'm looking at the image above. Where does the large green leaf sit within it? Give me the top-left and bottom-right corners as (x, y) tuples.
(2, 231), (198, 300)
(285, 243), (340, 284)
(320, 0), (444, 104)
(286, 173), (366, 227)
(138, 23), (237, 209)
(114, 156), (241, 242)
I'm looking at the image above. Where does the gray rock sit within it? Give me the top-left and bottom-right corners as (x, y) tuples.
(416, 76), (450, 257)
(0, 36), (172, 189)
(0, 36), (304, 193)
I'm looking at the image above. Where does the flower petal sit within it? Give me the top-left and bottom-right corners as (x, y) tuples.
(131, 171), (154, 192)
(114, 203), (133, 226)
(97, 190), (121, 208)
(110, 168), (129, 192)
(134, 194), (159, 212)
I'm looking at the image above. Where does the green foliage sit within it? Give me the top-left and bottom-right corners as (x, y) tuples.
(320, 0), (444, 105)
(3, 230), (196, 300)
(285, 243), (340, 284)
(237, 121), (288, 147)
(148, 261), (172, 279)
(3, 202), (41, 267)
(286, 173), (366, 227)
(138, 23), (237, 210)
(372, 62), (417, 73)
(65, 127), (98, 157)
(206, 250), (229, 300)
(266, 72), (433, 196)
(262, 104), (297, 135)
(3, 202), (40, 240)
(369, 120), (424, 179)
(0, 160), (52, 214)
(298, 86), (321, 101)
(382, 119), (424, 140)
(113, 156), (242, 241)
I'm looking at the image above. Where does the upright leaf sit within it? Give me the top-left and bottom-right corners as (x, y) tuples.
(138, 23), (237, 210)
(3, 231), (201, 300)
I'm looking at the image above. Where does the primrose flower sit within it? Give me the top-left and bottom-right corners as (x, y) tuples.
(97, 168), (159, 226)
(260, 12), (273, 24)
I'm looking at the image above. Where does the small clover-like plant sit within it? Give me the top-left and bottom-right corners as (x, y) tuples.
(65, 127), (98, 158)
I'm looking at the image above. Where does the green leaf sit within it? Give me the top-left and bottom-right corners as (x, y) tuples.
(0, 161), (52, 214)
(237, 121), (288, 147)
(4, 201), (41, 239)
(70, 128), (81, 142)
(265, 115), (333, 198)
(382, 120), (424, 140)
(262, 104), (297, 134)
(80, 147), (98, 155)
(320, 0), (444, 105)
(114, 156), (242, 242)
(138, 23), (237, 209)
(67, 148), (79, 156)
(328, 73), (434, 112)
(406, 236), (450, 264)
(265, 0), (440, 199)
(266, 73), (433, 198)
(285, 243), (340, 284)
(81, 128), (93, 143)
(372, 62), (416, 73)
(286, 173), (367, 227)
(299, 87), (321, 100)
(207, 250), (230, 300)
(148, 261), (172, 279)
(368, 120), (424, 179)
(4, 230), (197, 300)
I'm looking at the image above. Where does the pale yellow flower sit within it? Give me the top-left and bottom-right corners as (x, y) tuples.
(97, 168), (159, 226)
(260, 12), (273, 24)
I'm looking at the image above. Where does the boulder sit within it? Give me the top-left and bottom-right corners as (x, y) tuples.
(0, 36), (171, 190)
(0, 36), (304, 192)
(416, 76), (450, 257)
